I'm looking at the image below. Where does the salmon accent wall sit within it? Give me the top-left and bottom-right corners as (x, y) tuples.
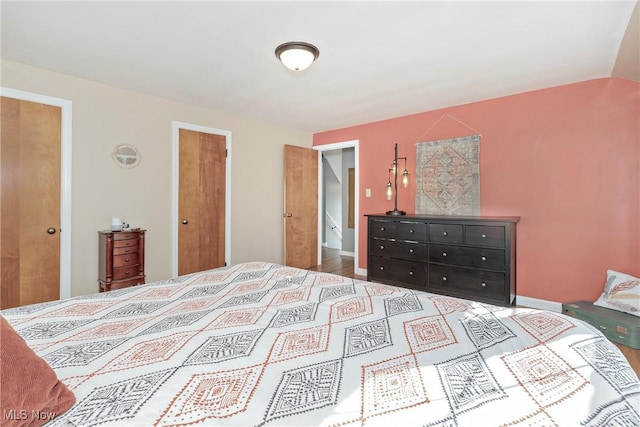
(313, 78), (639, 303)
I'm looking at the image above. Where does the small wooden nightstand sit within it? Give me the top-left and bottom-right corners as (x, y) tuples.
(98, 229), (146, 292)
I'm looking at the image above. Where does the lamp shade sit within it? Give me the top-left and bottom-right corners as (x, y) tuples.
(275, 42), (319, 71)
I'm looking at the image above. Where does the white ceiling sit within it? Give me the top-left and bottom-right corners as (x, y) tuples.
(1, 1), (637, 133)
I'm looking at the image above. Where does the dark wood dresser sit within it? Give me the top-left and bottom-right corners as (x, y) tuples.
(98, 229), (146, 292)
(366, 214), (518, 306)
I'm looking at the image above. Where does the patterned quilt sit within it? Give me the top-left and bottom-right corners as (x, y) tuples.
(3, 262), (639, 426)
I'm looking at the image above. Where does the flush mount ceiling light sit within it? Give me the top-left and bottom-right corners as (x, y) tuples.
(275, 42), (320, 71)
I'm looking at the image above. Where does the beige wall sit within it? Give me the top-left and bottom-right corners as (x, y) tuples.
(1, 60), (312, 297)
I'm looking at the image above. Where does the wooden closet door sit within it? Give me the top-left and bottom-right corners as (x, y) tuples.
(284, 145), (318, 268)
(178, 129), (226, 275)
(1, 96), (61, 308)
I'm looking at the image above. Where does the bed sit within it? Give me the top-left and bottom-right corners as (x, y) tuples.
(2, 262), (639, 426)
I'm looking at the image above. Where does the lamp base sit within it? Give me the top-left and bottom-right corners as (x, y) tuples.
(386, 209), (406, 216)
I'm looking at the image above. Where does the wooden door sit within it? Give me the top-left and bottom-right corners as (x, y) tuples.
(1, 96), (61, 308)
(178, 129), (226, 275)
(284, 145), (318, 268)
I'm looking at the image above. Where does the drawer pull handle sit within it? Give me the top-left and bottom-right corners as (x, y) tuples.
(125, 258), (130, 262)
(409, 248), (414, 253)
(481, 282), (487, 287)
(443, 231), (448, 236)
(409, 271), (414, 276)
(442, 252), (447, 257)
(442, 276), (447, 281)
(482, 234), (487, 238)
(125, 248), (130, 253)
(380, 266), (384, 270)
(481, 256), (487, 261)
(380, 227), (385, 231)
(409, 229), (414, 233)
(380, 245), (385, 250)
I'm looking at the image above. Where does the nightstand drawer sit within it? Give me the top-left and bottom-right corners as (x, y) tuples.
(113, 232), (140, 241)
(114, 245), (138, 256)
(428, 264), (505, 301)
(429, 223), (463, 244)
(102, 276), (144, 291)
(113, 253), (139, 268)
(429, 244), (505, 270)
(112, 266), (140, 280)
(369, 220), (397, 239)
(466, 225), (505, 248)
(114, 238), (140, 248)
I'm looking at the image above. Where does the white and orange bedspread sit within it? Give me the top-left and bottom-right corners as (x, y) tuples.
(3, 262), (639, 426)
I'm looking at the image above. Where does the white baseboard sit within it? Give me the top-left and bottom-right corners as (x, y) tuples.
(340, 251), (355, 257)
(356, 267), (367, 277)
(514, 296), (562, 312)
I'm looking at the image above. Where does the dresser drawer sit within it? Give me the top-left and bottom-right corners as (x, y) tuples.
(369, 220), (396, 239)
(112, 265), (141, 280)
(397, 221), (427, 241)
(370, 239), (427, 261)
(465, 225), (505, 248)
(114, 238), (140, 248)
(427, 264), (505, 301)
(429, 223), (463, 244)
(113, 253), (139, 268)
(369, 257), (426, 287)
(428, 244), (505, 270)
(396, 241), (428, 261)
(370, 238), (395, 257)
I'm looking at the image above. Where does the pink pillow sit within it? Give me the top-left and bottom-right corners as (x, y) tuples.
(0, 316), (76, 426)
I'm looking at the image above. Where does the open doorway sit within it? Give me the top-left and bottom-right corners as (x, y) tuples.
(322, 149), (355, 256)
(313, 140), (363, 277)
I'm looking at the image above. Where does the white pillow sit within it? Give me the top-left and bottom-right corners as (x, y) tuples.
(594, 270), (640, 317)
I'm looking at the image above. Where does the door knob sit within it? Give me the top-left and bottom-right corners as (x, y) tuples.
(47, 227), (57, 234)
(181, 219), (188, 224)
(283, 213), (293, 218)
